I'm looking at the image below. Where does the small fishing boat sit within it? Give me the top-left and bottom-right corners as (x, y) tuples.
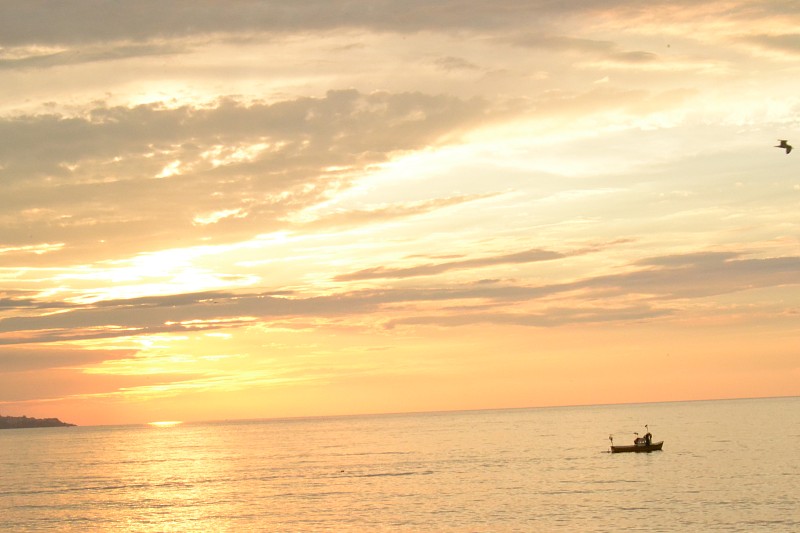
(609, 440), (664, 453)
(609, 425), (663, 453)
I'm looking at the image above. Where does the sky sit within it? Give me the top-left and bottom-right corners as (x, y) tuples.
(1, 1), (798, 426)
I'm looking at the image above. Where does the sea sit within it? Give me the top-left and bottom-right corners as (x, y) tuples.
(1, 397), (797, 532)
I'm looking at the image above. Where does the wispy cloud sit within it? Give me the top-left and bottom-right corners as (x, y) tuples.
(0, 90), (491, 261)
(293, 194), (494, 229)
(0, 42), (186, 70)
(336, 248), (566, 281)
(740, 33), (800, 55)
(386, 304), (673, 329)
(0, 346), (132, 373)
(0, 1), (661, 47)
(508, 34), (660, 65)
(1, 251), (797, 345)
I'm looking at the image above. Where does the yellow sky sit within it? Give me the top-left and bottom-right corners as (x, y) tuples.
(1, 1), (798, 426)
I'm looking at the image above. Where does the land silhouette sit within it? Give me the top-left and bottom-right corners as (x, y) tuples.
(0, 414), (75, 429)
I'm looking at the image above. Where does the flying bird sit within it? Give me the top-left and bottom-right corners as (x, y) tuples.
(775, 139), (792, 154)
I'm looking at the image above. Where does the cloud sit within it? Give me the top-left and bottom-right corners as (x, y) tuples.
(336, 247), (566, 281)
(1, 90), (486, 180)
(0, 346), (133, 372)
(0, 1), (647, 47)
(0, 345), (199, 404)
(383, 252), (800, 328)
(590, 252), (800, 298)
(0, 367), (205, 402)
(0, 90), (491, 262)
(385, 304), (673, 329)
(297, 193), (496, 229)
(335, 240), (631, 281)
(612, 51), (658, 63)
(507, 34), (660, 67)
(1, 251), (797, 344)
(740, 33), (800, 55)
(0, 295), (40, 310)
(0, 1), (792, 65)
(0, 42), (186, 70)
(434, 56), (481, 72)
(0, 291), (70, 310)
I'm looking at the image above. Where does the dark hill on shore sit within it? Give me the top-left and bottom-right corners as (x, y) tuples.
(0, 415), (76, 429)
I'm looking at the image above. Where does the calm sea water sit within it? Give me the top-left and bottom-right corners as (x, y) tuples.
(1, 397), (797, 532)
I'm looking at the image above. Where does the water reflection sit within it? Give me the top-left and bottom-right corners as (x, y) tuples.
(1, 398), (797, 531)
(147, 421), (183, 428)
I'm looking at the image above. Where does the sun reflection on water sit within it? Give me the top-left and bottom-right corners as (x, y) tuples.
(148, 420), (183, 427)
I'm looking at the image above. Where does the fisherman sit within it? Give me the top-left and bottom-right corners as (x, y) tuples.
(644, 432), (652, 446)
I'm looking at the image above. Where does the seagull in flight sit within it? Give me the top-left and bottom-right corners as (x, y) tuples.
(775, 139), (792, 154)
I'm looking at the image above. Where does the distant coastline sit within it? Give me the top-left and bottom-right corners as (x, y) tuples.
(0, 415), (76, 430)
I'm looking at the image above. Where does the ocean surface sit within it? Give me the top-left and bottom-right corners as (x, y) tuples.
(1, 397), (797, 532)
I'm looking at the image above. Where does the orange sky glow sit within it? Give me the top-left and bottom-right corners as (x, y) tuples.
(1, 1), (798, 426)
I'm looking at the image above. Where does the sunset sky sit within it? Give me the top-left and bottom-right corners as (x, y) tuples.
(1, 1), (798, 426)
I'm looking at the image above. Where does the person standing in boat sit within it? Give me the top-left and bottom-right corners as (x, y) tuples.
(644, 431), (652, 446)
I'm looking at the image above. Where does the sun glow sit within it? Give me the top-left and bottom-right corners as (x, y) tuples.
(148, 420), (183, 427)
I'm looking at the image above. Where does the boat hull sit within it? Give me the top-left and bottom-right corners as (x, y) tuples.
(610, 441), (663, 453)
